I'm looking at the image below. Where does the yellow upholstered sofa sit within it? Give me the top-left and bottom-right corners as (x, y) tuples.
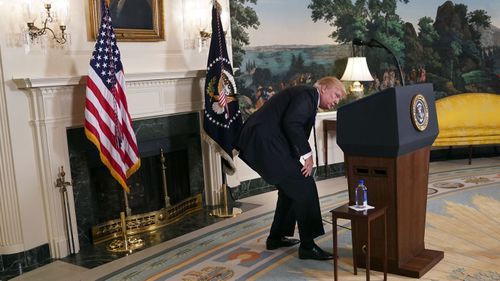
(433, 93), (500, 162)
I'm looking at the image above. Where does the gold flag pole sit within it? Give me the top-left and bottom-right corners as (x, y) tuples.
(123, 189), (131, 217)
(210, 158), (242, 218)
(106, 211), (144, 253)
(106, 205), (144, 252)
(120, 212), (129, 252)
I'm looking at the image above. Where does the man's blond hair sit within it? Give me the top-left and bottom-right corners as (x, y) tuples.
(314, 76), (346, 97)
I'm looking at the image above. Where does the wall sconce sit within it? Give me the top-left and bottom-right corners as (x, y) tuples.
(183, 0), (230, 51)
(198, 29), (212, 50)
(340, 57), (374, 98)
(22, 0), (69, 46)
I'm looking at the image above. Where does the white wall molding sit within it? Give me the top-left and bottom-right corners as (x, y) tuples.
(0, 48), (25, 255)
(13, 70), (205, 89)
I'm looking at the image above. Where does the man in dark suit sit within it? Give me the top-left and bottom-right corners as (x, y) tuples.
(235, 76), (346, 260)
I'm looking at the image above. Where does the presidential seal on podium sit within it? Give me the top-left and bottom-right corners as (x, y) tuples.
(411, 94), (429, 131)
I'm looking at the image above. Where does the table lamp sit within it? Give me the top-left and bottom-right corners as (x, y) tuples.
(340, 57), (374, 98)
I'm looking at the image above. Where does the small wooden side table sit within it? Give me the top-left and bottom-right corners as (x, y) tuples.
(330, 204), (387, 281)
(323, 119), (337, 175)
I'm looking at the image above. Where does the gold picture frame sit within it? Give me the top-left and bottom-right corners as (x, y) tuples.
(89, 0), (164, 41)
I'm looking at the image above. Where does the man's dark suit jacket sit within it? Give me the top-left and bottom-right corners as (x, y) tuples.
(236, 85), (318, 184)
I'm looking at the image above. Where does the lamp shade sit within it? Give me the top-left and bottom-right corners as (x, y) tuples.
(340, 57), (374, 82)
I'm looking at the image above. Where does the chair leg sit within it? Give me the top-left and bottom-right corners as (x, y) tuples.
(351, 222), (358, 275)
(333, 218), (338, 281)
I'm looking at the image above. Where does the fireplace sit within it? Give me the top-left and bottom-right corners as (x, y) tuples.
(67, 113), (204, 247)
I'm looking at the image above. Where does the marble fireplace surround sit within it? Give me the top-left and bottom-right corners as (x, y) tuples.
(13, 71), (225, 259)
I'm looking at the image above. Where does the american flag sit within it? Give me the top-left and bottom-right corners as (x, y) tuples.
(84, 1), (140, 193)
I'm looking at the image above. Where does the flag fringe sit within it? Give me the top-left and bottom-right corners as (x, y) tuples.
(201, 131), (237, 176)
(85, 128), (141, 193)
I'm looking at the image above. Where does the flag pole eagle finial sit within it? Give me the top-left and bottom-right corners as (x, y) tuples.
(213, 0), (222, 14)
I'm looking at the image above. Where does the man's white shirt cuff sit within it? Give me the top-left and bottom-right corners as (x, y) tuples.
(299, 151), (312, 166)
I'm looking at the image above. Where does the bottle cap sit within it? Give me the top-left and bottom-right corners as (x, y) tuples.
(359, 179), (364, 185)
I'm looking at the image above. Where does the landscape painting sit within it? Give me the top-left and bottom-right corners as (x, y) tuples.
(230, 0), (500, 119)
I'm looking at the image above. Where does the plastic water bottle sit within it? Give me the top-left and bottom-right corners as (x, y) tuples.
(355, 179), (368, 208)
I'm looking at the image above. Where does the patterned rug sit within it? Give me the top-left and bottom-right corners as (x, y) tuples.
(100, 165), (500, 281)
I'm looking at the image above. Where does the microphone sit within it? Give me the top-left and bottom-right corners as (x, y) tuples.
(352, 38), (378, 48)
(352, 38), (405, 86)
(352, 38), (365, 46)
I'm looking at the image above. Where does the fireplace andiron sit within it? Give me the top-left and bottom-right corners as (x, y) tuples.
(56, 166), (76, 254)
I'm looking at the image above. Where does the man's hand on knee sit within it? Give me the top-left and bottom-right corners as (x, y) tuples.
(301, 156), (313, 177)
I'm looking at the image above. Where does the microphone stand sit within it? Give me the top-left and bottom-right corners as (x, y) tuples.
(363, 39), (406, 86)
(373, 39), (405, 86)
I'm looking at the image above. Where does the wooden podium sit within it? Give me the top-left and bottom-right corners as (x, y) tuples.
(337, 84), (444, 278)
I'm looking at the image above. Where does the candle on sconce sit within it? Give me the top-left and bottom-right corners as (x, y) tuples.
(43, 0), (52, 7)
(22, 0), (39, 23)
(54, 0), (70, 26)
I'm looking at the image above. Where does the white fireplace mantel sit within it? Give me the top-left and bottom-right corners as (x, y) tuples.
(13, 70), (206, 89)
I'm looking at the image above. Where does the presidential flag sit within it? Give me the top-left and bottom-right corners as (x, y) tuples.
(84, 0), (140, 193)
(203, 3), (242, 175)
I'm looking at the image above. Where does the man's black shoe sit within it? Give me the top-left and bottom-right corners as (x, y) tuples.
(298, 244), (334, 260)
(266, 237), (300, 250)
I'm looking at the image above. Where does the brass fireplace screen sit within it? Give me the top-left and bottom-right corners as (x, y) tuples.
(92, 193), (202, 244)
